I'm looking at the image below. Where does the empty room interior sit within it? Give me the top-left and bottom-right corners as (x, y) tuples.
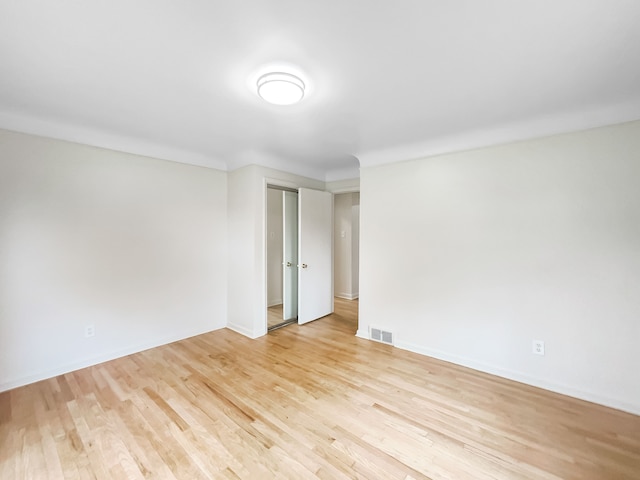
(1, 1), (640, 479)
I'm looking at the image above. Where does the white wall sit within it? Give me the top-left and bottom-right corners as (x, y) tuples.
(227, 165), (324, 338)
(334, 192), (360, 300)
(359, 121), (640, 415)
(0, 129), (228, 391)
(351, 193), (360, 297)
(266, 188), (283, 306)
(226, 166), (260, 337)
(334, 194), (353, 299)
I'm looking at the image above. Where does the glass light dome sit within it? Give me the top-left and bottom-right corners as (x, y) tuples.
(257, 72), (305, 105)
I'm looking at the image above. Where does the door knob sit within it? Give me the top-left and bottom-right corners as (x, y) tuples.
(285, 262), (292, 267)
(301, 263), (308, 269)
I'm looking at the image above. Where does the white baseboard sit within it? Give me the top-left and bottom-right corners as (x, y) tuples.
(355, 329), (369, 339)
(352, 332), (640, 416)
(335, 292), (359, 300)
(226, 322), (263, 339)
(0, 325), (225, 393)
(393, 339), (640, 416)
(267, 298), (283, 307)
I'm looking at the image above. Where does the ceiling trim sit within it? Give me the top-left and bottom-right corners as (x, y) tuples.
(3, 95), (639, 182)
(356, 98), (640, 168)
(0, 110), (228, 171)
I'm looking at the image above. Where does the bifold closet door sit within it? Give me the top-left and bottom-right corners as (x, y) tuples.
(298, 188), (333, 324)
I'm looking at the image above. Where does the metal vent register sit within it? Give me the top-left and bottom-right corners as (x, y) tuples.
(370, 327), (394, 345)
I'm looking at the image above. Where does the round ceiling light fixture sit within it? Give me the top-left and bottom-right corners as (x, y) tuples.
(257, 72), (305, 105)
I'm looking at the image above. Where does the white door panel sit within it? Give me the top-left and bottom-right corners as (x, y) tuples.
(298, 188), (333, 324)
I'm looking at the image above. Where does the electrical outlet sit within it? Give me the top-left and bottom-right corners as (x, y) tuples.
(85, 325), (95, 338)
(532, 340), (545, 356)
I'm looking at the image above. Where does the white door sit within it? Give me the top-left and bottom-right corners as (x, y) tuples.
(282, 191), (298, 320)
(298, 188), (333, 324)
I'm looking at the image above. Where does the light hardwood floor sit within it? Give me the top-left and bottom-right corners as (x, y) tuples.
(1, 298), (639, 479)
(267, 303), (285, 329)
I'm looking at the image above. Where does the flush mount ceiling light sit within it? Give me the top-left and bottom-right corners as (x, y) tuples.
(257, 72), (305, 105)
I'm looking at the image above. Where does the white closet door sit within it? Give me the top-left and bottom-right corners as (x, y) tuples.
(298, 188), (333, 324)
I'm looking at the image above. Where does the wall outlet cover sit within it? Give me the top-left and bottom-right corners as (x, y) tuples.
(532, 340), (545, 355)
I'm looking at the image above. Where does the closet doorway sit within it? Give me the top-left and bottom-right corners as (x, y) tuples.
(266, 185), (333, 331)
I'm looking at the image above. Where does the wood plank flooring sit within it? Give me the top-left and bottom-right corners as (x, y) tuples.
(267, 303), (285, 329)
(1, 297), (639, 479)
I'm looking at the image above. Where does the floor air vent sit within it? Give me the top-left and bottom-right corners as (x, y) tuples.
(370, 327), (394, 345)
